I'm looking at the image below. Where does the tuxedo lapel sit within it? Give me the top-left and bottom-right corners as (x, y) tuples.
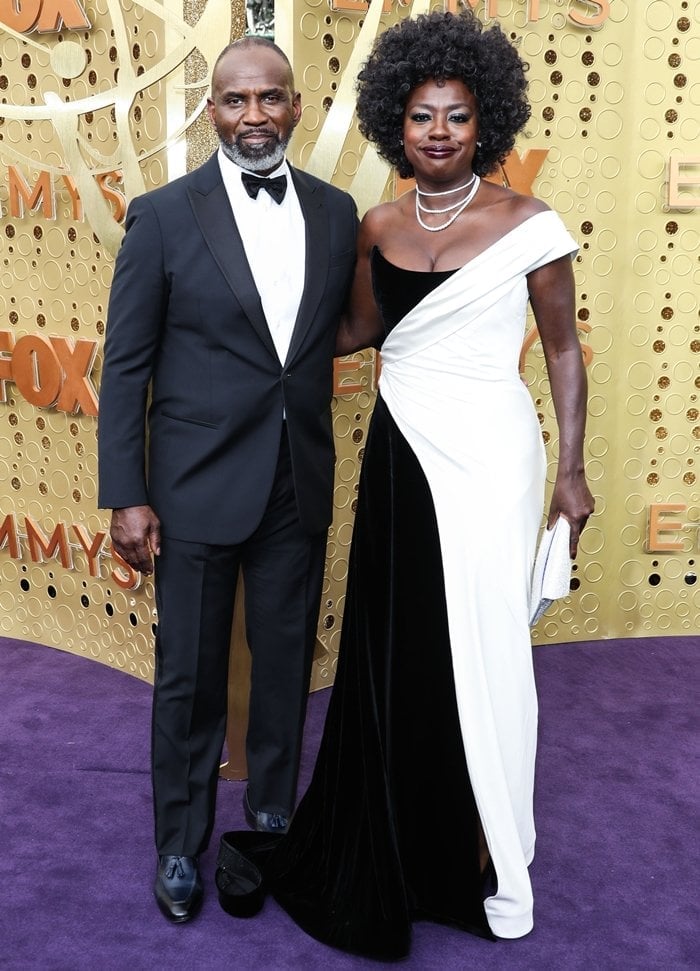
(286, 167), (330, 363)
(187, 157), (278, 360)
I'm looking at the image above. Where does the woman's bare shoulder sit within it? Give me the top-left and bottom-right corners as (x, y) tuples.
(479, 181), (549, 218)
(361, 199), (405, 230)
(509, 192), (550, 218)
(358, 199), (407, 250)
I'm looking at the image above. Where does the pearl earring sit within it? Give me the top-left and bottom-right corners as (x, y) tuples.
(476, 140), (482, 148)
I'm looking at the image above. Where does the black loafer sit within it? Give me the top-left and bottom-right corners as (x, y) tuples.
(154, 855), (203, 922)
(243, 787), (289, 834)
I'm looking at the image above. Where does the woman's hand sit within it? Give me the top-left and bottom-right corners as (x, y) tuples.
(547, 471), (594, 558)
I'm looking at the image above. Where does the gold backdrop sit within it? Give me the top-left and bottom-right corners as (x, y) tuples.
(0, 0), (698, 689)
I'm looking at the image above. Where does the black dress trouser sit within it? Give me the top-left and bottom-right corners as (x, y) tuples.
(151, 428), (327, 856)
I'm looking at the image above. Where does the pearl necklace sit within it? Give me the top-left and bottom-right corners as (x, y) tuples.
(416, 175), (476, 198)
(415, 176), (480, 232)
(416, 173), (477, 214)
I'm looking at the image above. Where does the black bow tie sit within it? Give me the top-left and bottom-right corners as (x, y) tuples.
(241, 171), (287, 204)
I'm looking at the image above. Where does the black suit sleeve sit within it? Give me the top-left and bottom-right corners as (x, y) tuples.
(97, 194), (168, 510)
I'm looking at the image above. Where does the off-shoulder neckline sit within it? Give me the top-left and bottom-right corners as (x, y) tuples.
(372, 209), (559, 275)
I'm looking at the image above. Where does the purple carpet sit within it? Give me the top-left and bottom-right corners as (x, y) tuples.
(2, 635), (697, 969)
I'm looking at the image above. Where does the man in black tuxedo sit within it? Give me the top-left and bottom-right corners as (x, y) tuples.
(98, 37), (357, 922)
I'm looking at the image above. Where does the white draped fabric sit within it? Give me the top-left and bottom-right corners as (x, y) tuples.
(378, 210), (578, 938)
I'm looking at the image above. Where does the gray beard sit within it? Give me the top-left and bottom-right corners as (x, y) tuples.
(219, 134), (290, 173)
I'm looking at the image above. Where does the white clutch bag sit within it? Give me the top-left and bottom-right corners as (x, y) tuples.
(529, 516), (572, 627)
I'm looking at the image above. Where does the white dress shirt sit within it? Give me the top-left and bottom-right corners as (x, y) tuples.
(217, 149), (306, 366)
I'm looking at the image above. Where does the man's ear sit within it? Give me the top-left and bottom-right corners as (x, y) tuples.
(292, 91), (302, 126)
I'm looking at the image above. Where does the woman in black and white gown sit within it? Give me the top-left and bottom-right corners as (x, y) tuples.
(224, 11), (594, 959)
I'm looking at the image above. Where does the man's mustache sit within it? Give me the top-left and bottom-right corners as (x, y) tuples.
(239, 130), (278, 139)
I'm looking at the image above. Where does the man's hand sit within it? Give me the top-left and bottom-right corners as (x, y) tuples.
(110, 505), (161, 575)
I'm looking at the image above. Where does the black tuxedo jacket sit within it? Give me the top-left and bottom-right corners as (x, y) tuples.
(98, 155), (358, 543)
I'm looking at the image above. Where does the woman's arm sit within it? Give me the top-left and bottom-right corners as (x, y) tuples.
(527, 254), (595, 557)
(335, 210), (385, 356)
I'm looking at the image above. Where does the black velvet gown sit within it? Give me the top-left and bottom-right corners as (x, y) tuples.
(264, 250), (494, 959)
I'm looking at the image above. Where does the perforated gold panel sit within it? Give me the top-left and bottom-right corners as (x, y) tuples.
(1, 1), (698, 688)
(515, 0), (700, 643)
(0, 0), (240, 679)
